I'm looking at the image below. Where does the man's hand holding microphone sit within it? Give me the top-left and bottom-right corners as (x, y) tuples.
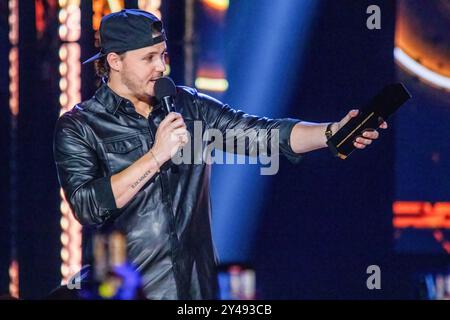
(149, 112), (188, 168)
(148, 77), (188, 169)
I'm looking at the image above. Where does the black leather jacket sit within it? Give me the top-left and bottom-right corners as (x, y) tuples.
(53, 83), (302, 299)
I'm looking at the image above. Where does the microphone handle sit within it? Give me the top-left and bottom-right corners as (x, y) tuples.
(162, 96), (175, 115)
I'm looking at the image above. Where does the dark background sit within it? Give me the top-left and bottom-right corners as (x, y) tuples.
(1, 0), (449, 299)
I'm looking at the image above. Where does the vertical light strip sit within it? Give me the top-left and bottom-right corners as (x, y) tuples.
(8, 260), (19, 299)
(93, 0), (125, 31)
(107, 0), (125, 13)
(194, 2), (228, 93)
(8, 0), (19, 116)
(138, 0), (162, 19)
(8, 0), (19, 299)
(58, 0), (82, 285)
(184, 0), (195, 87)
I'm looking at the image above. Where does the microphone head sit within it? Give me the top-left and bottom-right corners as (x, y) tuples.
(154, 76), (176, 101)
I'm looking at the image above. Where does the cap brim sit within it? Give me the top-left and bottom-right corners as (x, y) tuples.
(82, 52), (106, 64)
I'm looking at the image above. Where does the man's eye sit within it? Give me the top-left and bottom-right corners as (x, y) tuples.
(144, 53), (167, 62)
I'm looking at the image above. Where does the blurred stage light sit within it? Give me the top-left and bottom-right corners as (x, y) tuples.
(395, 0), (450, 92)
(8, 0), (19, 116)
(212, 0), (320, 263)
(195, 77), (229, 92)
(8, 48), (18, 116)
(8, 260), (19, 299)
(202, 0), (229, 12)
(394, 48), (450, 92)
(93, 0), (125, 31)
(8, 0), (19, 299)
(107, 0), (124, 13)
(393, 201), (450, 229)
(138, 0), (162, 19)
(58, 1), (83, 286)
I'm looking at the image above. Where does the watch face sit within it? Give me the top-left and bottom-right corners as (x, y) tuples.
(325, 124), (333, 139)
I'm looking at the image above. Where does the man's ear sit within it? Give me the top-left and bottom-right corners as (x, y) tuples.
(106, 52), (123, 72)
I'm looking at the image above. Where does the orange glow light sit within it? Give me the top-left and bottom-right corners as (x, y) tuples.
(138, 0), (162, 19)
(394, 0), (450, 91)
(8, 0), (19, 116)
(59, 1), (83, 285)
(35, 0), (46, 38)
(93, 0), (125, 31)
(8, 260), (19, 299)
(202, 0), (229, 11)
(393, 201), (450, 229)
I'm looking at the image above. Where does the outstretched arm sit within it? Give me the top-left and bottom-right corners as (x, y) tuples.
(289, 109), (388, 154)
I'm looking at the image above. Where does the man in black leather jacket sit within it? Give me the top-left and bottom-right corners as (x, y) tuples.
(53, 9), (386, 299)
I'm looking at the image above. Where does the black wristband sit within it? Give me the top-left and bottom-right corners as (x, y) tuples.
(325, 123), (334, 140)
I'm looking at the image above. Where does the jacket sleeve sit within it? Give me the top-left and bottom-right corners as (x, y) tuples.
(53, 114), (118, 226)
(196, 92), (303, 164)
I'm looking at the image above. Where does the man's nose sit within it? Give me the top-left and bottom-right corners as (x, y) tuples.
(155, 58), (166, 73)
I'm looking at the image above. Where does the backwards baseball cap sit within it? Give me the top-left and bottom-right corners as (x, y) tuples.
(83, 9), (166, 64)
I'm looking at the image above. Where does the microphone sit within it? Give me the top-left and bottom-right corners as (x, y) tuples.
(154, 76), (180, 173)
(327, 83), (412, 159)
(155, 76), (177, 115)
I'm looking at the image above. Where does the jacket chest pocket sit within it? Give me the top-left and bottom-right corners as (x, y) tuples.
(103, 137), (144, 174)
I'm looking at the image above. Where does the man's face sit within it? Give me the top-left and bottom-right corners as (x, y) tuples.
(119, 42), (167, 100)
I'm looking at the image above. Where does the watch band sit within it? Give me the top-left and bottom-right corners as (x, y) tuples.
(325, 123), (334, 140)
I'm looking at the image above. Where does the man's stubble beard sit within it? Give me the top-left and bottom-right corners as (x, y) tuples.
(122, 69), (151, 102)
